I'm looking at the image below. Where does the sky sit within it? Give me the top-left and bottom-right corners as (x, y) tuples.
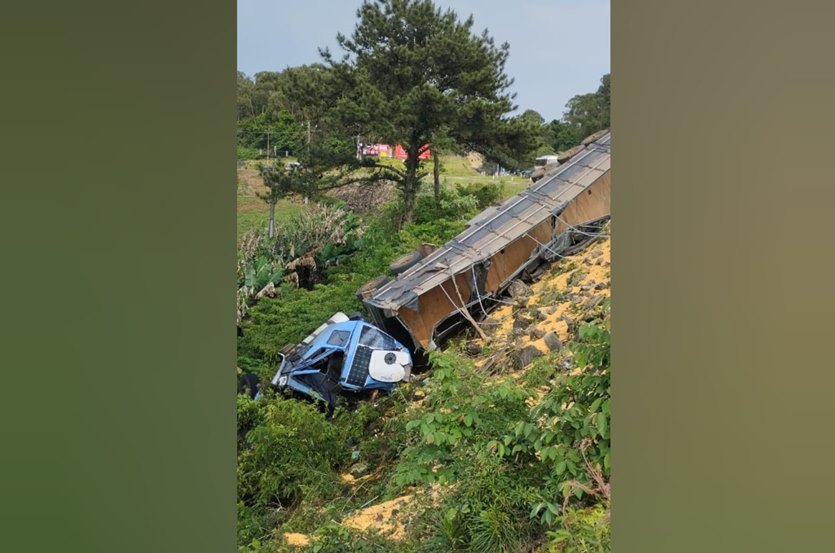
(237, 0), (610, 123)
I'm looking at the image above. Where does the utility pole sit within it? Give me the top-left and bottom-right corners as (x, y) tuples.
(304, 121), (311, 205)
(306, 120), (311, 154)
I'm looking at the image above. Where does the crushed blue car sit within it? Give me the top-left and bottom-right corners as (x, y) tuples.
(265, 312), (413, 405)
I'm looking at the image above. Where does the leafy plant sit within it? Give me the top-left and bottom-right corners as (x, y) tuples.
(237, 399), (347, 545)
(546, 504), (611, 553)
(503, 321), (611, 526)
(394, 351), (530, 487)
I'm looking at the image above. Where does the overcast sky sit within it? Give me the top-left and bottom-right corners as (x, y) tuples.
(237, 0), (610, 122)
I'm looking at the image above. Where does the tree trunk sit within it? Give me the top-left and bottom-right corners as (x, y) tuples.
(401, 145), (421, 224)
(268, 199), (277, 238)
(401, 176), (418, 226)
(433, 149), (441, 206)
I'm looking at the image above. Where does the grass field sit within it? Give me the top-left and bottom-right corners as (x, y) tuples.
(236, 166), (305, 238)
(434, 154), (531, 196)
(237, 189), (305, 239)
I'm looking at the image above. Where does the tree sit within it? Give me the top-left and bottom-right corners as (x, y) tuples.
(258, 164), (303, 238)
(238, 111), (305, 155)
(316, 0), (535, 222)
(548, 119), (582, 153)
(237, 72), (256, 120)
(563, 73), (610, 140)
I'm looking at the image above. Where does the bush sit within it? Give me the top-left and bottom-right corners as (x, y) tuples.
(238, 145), (261, 160)
(546, 504), (610, 553)
(413, 183), (503, 226)
(237, 399), (347, 545)
(507, 322), (611, 526)
(393, 351), (530, 487)
(236, 205), (365, 324)
(454, 182), (504, 210)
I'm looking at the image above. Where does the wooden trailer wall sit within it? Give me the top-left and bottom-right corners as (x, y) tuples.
(555, 172), (611, 234)
(365, 131), (611, 353)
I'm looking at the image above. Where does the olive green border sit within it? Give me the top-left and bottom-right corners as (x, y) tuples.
(612, 1), (835, 551)
(1, 2), (236, 552)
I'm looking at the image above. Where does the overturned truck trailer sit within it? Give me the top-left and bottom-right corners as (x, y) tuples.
(361, 131), (611, 354)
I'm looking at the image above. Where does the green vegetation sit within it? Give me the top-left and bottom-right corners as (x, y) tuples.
(237, 301), (611, 551)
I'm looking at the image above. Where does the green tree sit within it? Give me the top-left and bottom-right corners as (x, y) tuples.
(547, 119), (582, 153)
(258, 163), (304, 238)
(316, 0), (536, 222)
(563, 73), (610, 140)
(238, 111), (305, 155)
(237, 71), (256, 120)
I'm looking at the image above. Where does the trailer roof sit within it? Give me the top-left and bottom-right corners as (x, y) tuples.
(366, 131), (611, 311)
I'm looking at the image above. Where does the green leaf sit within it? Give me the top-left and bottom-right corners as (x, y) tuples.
(597, 411), (608, 438)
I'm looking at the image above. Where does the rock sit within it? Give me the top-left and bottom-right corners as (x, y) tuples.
(513, 311), (536, 330)
(540, 305), (558, 316)
(591, 247), (603, 258)
(529, 326), (546, 340)
(594, 282), (608, 290)
(543, 332), (562, 351)
(511, 344), (545, 369)
(350, 462), (369, 476)
(507, 279), (531, 299)
(466, 340), (483, 356)
(512, 296), (530, 309)
(482, 316), (500, 327)
(588, 296), (605, 309)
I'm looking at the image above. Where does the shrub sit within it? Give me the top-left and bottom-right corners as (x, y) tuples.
(393, 351), (529, 488)
(505, 322), (611, 526)
(236, 205), (365, 324)
(546, 504), (611, 553)
(238, 145), (261, 160)
(454, 182), (504, 210)
(237, 399), (346, 523)
(412, 184), (502, 226)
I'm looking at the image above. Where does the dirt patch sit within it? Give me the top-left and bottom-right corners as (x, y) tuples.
(342, 495), (414, 540)
(341, 486), (444, 541)
(466, 151), (485, 171)
(328, 181), (396, 214)
(237, 168), (266, 195)
(283, 533), (310, 547)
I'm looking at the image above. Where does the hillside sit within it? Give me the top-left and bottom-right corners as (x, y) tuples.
(237, 227), (611, 553)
